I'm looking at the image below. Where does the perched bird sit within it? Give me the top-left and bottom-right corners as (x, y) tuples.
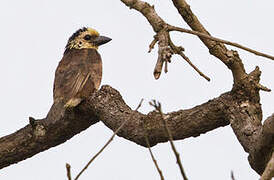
(53, 27), (111, 108)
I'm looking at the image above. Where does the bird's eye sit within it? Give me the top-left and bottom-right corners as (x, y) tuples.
(84, 35), (92, 40)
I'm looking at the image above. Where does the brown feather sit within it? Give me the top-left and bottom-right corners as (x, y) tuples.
(53, 48), (102, 104)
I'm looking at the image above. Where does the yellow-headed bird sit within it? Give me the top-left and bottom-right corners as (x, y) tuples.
(53, 27), (111, 108)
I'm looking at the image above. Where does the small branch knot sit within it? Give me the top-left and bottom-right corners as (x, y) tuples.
(29, 117), (46, 139)
(29, 117), (37, 129)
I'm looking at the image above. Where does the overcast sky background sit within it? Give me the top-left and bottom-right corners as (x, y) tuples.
(0, 0), (273, 179)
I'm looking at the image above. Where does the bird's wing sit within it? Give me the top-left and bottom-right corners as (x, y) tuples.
(53, 49), (99, 103)
(70, 71), (91, 97)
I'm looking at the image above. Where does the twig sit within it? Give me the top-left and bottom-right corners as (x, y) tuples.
(29, 117), (36, 128)
(149, 36), (158, 53)
(257, 83), (271, 92)
(168, 25), (274, 61)
(179, 51), (210, 81)
(164, 60), (168, 73)
(153, 30), (172, 79)
(143, 125), (165, 180)
(168, 34), (210, 81)
(150, 100), (188, 180)
(66, 163), (72, 180)
(74, 99), (144, 180)
(231, 171), (236, 180)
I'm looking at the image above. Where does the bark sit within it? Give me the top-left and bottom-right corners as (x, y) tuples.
(0, 0), (273, 178)
(0, 85), (230, 169)
(120, 0), (274, 175)
(171, 0), (274, 175)
(171, 0), (246, 83)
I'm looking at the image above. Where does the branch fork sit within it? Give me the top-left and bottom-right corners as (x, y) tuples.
(150, 26), (210, 81)
(0, 1), (273, 179)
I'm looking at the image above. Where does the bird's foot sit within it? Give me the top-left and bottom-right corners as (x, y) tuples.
(64, 98), (82, 109)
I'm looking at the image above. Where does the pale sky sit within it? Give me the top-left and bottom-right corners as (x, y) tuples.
(0, 0), (273, 179)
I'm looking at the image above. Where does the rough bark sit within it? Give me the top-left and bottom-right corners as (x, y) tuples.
(0, 0), (273, 178)
(120, 0), (274, 176)
(261, 152), (274, 180)
(171, 0), (246, 83)
(0, 85), (230, 169)
(170, 1), (274, 175)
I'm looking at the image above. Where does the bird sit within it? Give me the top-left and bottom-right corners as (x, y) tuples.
(53, 27), (111, 108)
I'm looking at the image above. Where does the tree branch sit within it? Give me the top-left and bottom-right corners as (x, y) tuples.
(171, 0), (247, 83)
(0, 1), (273, 178)
(170, 0), (273, 174)
(261, 152), (274, 180)
(0, 85), (230, 170)
(167, 33), (210, 81)
(66, 163), (72, 180)
(1, 81), (272, 175)
(249, 113), (274, 174)
(121, 0), (210, 80)
(222, 67), (273, 175)
(168, 25), (274, 61)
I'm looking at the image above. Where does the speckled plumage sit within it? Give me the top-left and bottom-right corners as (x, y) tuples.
(53, 27), (111, 108)
(65, 27), (100, 52)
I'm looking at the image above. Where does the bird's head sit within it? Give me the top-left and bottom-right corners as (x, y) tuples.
(65, 27), (111, 51)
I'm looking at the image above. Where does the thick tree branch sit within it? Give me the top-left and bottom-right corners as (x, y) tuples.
(1, 82), (271, 174)
(0, 102), (99, 169)
(0, 1), (273, 178)
(0, 85), (230, 169)
(120, 0), (273, 175)
(249, 113), (274, 174)
(222, 67), (273, 175)
(261, 152), (274, 180)
(1, 81), (272, 175)
(170, 0), (273, 174)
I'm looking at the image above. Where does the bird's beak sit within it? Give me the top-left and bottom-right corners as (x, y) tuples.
(93, 36), (112, 46)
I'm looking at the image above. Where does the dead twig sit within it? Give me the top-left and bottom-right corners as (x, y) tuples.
(231, 171), (236, 180)
(168, 34), (210, 81)
(150, 100), (188, 180)
(179, 51), (210, 81)
(149, 36), (158, 53)
(143, 124), (165, 180)
(153, 30), (173, 79)
(168, 25), (274, 61)
(66, 163), (72, 180)
(257, 83), (271, 92)
(74, 99), (144, 180)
